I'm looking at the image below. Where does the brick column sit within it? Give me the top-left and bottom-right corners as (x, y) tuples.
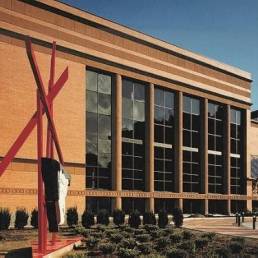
(224, 104), (231, 214)
(175, 92), (183, 210)
(113, 74), (122, 209)
(146, 83), (154, 212)
(201, 99), (209, 215)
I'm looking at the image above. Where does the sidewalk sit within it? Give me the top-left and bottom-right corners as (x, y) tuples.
(184, 217), (258, 239)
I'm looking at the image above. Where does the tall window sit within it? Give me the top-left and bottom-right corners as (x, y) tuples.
(208, 102), (224, 193)
(183, 95), (200, 192)
(154, 88), (174, 191)
(230, 108), (242, 194)
(122, 79), (146, 190)
(86, 70), (112, 189)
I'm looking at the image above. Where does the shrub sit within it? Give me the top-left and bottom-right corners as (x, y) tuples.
(74, 225), (87, 235)
(91, 231), (103, 239)
(113, 209), (125, 226)
(86, 237), (99, 249)
(99, 243), (115, 254)
(177, 240), (195, 253)
(137, 243), (152, 254)
(134, 228), (145, 235)
(182, 230), (192, 240)
(116, 248), (140, 258)
(195, 237), (209, 249)
(144, 224), (159, 232)
(30, 208), (38, 229)
(124, 225), (135, 233)
(172, 208), (183, 228)
(66, 207), (78, 227)
(150, 229), (164, 239)
(170, 232), (183, 243)
(128, 210), (141, 228)
(0, 208), (11, 230)
(15, 208), (29, 229)
(155, 237), (171, 250)
(135, 234), (150, 242)
(97, 209), (109, 225)
(215, 247), (231, 258)
(143, 211), (156, 225)
(82, 210), (94, 228)
(105, 228), (118, 237)
(158, 210), (168, 228)
(110, 233), (124, 243)
(120, 238), (136, 249)
(201, 232), (215, 241)
(229, 241), (243, 254)
(231, 236), (245, 245)
(166, 248), (188, 258)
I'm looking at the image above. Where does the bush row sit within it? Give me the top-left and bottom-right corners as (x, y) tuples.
(0, 207), (38, 230)
(67, 207), (183, 229)
(0, 206), (183, 230)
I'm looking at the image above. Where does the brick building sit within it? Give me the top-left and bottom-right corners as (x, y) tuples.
(0, 0), (258, 215)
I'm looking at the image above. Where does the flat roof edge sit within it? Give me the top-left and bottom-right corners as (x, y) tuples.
(35, 0), (252, 80)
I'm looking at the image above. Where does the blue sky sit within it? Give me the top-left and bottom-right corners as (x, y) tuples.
(62, 0), (258, 110)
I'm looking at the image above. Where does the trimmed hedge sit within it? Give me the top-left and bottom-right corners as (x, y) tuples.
(0, 208), (11, 230)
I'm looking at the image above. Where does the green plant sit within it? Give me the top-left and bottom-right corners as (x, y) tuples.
(15, 208), (29, 229)
(135, 233), (150, 242)
(113, 209), (125, 226)
(170, 232), (183, 243)
(99, 242), (115, 254)
(128, 210), (141, 228)
(86, 237), (99, 249)
(30, 208), (38, 229)
(151, 229), (164, 239)
(105, 228), (118, 237)
(144, 224), (159, 232)
(182, 230), (192, 240)
(201, 232), (216, 241)
(177, 240), (195, 253)
(143, 211), (156, 225)
(166, 248), (188, 258)
(172, 207), (183, 228)
(137, 243), (152, 255)
(117, 248), (140, 258)
(155, 237), (171, 250)
(215, 246), (231, 258)
(110, 233), (124, 243)
(195, 237), (209, 249)
(82, 210), (94, 228)
(120, 238), (136, 249)
(97, 209), (109, 225)
(158, 210), (168, 228)
(231, 236), (245, 245)
(0, 208), (11, 230)
(66, 207), (78, 227)
(91, 231), (103, 239)
(74, 225), (87, 235)
(134, 228), (145, 235)
(229, 241), (243, 254)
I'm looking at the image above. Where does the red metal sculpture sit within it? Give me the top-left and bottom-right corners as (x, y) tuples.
(0, 37), (78, 257)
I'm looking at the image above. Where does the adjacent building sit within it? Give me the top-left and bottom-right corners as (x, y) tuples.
(0, 0), (257, 215)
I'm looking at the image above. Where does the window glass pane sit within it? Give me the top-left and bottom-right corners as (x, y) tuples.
(122, 98), (133, 119)
(165, 108), (173, 126)
(154, 106), (164, 124)
(122, 79), (133, 99)
(98, 139), (111, 154)
(98, 93), (111, 115)
(165, 91), (174, 108)
(154, 88), (164, 106)
(98, 73), (111, 94)
(86, 112), (98, 134)
(122, 142), (133, 155)
(133, 101), (145, 121)
(155, 125), (164, 143)
(183, 96), (191, 113)
(98, 153), (111, 168)
(208, 103), (215, 118)
(231, 109), (236, 123)
(98, 115), (111, 139)
(86, 91), (97, 113)
(134, 83), (145, 100)
(192, 98), (200, 115)
(86, 70), (97, 91)
(134, 121), (145, 140)
(122, 119), (134, 139)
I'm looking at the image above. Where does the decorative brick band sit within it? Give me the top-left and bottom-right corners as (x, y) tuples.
(0, 187), (257, 200)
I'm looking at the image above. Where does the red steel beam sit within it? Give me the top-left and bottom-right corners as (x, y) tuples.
(26, 39), (64, 165)
(0, 64), (68, 176)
